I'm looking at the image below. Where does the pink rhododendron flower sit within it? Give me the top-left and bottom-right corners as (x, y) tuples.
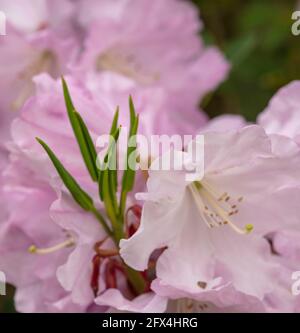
(0, 25), (76, 110)
(0, 3), (77, 197)
(257, 81), (300, 312)
(0, 156), (84, 312)
(74, 0), (229, 132)
(120, 126), (300, 309)
(186, 96), (300, 309)
(76, 0), (228, 97)
(0, 0), (78, 138)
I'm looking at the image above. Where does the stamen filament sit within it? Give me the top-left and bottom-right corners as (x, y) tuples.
(28, 238), (75, 255)
(200, 185), (253, 235)
(189, 185), (217, 228)
(190, 182), (253, 235)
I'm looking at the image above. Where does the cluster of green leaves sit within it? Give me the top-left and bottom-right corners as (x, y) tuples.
(37, 78), (146, 294)
(37, 78), (139, 244)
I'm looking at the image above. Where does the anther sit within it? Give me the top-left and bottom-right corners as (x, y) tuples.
(197, 281), (207, 289)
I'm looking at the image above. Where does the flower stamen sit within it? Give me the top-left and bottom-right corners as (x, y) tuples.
(12, 50), (56, 110)
(28, 237), (75, 255)
(96, 49), (159, 84)
(190, 181), (253, 235)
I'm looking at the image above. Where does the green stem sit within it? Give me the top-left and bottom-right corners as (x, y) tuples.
(119, 190), (127, 222)
(112, 219), (147, 295)
(124, 265), (147, 295)
(114, 221), (124, 244)
(94, 192), (146, 295)
(91, 207), (113, 237)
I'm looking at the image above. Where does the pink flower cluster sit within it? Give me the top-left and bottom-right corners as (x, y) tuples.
(0, 0), (300, 313)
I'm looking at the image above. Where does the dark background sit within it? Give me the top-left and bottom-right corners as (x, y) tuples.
(1, 0), (300, 313)
(194, 0), (300, 121)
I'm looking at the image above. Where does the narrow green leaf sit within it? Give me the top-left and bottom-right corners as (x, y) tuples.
(106, 138), (119, 215)
(61, 77), (98, 182)
(129, 95), (136, 136)
(98, 167), (104, 201)
(98, 126), (121, 201)
(74, 111), (98, 173)
(109, 142), (118, 193)
(36, 138), (93, 211)
(119, 98), (139, 218)
(102, 168), (117, 226)
(122, 115), (139, 192)
(99, 127), (122, 229)
(62, 77), (75, 112)
(110, 106), (119, 135)
(109, 107), (119, 192)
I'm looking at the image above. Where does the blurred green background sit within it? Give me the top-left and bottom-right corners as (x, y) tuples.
(1, 0), (300, 313)
(194, 0), (300, 121)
